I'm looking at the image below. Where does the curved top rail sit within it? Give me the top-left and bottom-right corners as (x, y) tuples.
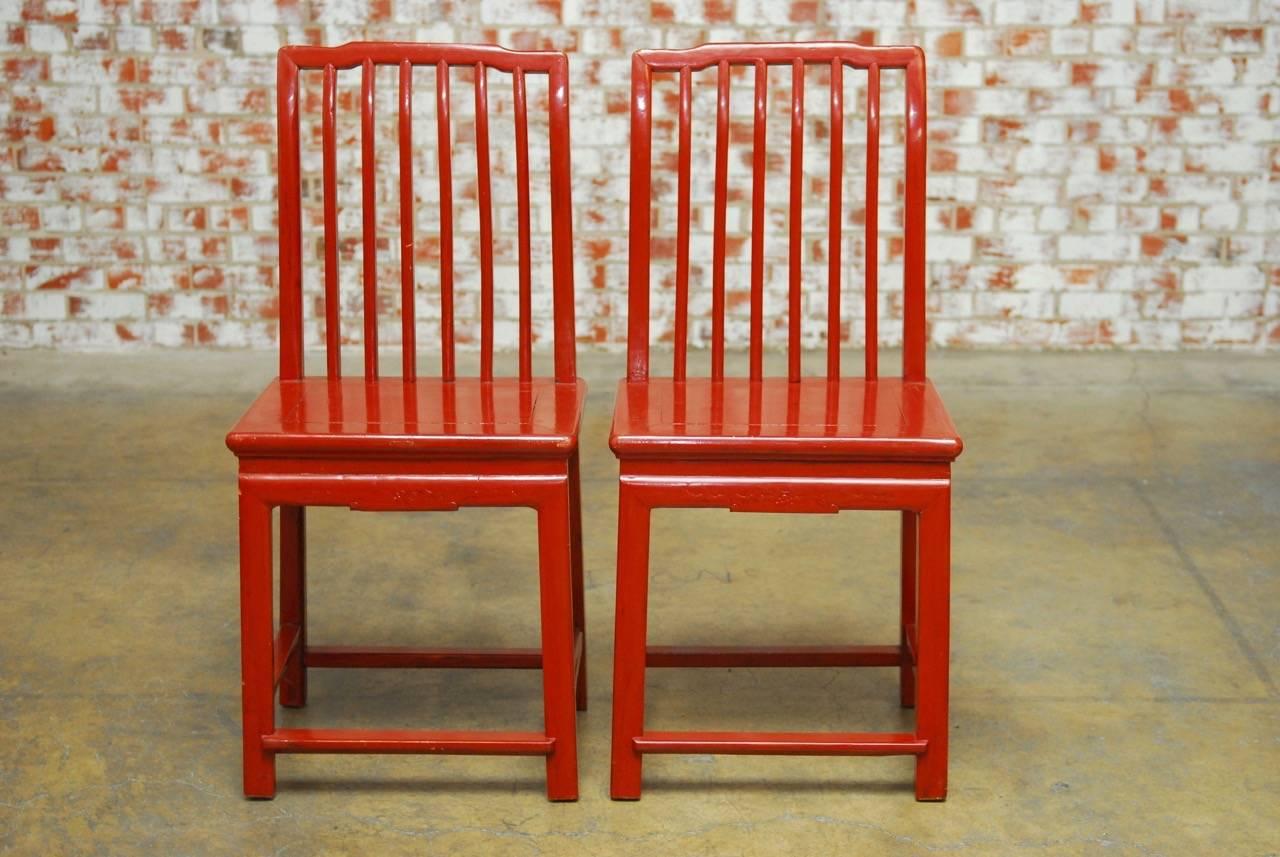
(281, 42), (566, 73)
(635, 41), (922, 72)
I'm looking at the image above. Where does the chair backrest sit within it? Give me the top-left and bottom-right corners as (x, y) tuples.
(625, 42), (928, 383)
(275, 42), (577, 383)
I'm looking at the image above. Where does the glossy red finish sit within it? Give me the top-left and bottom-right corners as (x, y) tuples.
(826, 57), (842, 379)
(321, 66), (340, 377)
(361, 58), (379, 378)
(610, 42), (958, 802)
(711, 60), (730, 380)
(229, 377), (586, 459)
(634, 732), (927, 756)
(262, 729), (555, 755)
(398, 60), (417, 379)
(612, 378), (960, 462)
(231, 42), (584, 802)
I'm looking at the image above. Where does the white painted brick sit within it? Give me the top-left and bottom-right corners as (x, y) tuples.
(28, 25), (69, 53)
(1058, 234), (1134, 261)
(1201, 203), (1240, 231)
(1184, 266), (1265, 292)
(242, 25), (281, 55)
(24, 292), (68, 320)
(1168, 0), (1250, 22)
(1013, 263), (1067, 291)
(1059, 292), (1125, 318)
(993, 0), (1080, 25)
(1051, 27), (1091, 53)
(113, 26), (154, 51)
(1092, 27), (1134, 53)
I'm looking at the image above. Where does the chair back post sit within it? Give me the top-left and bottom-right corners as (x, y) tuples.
(626, 52), (653, 382)
(902, 49), (927, 382)
(277, 51), (304, 380)
(625, 42), (930, 383)
(548, 53), (579, 383)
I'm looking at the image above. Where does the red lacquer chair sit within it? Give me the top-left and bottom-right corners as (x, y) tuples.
(226, 43), (585, 801)
(609, 43), (962, 801)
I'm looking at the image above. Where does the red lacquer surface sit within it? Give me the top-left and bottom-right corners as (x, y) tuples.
(228, 42), (585, 802)
(609, 42), (960, 802)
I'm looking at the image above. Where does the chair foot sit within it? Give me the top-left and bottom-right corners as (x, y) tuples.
(609, 737), (644, 799)
(610, 771), (643, 801)
(914, 772), (947, 801)
(545, 740), (579, 802)
(537, 486), (580, 803)
(279, 669), (306, 708)
(915, 740), (947, 799)
(545, 783), (579, 802)
(610, 485), (650, 802)
(243, 753), (276, 799)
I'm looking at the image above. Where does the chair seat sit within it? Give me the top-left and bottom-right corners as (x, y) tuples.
(227, 377), (586, 459)
(610, 377), (962, 462)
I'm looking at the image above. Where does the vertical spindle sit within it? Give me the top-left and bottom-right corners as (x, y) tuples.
(749, 60), (767, 382)
(436, 61), (455, 381)
(866, 63), (881, 380)
(322, 63), (340, 378)
(398, 60), (416, 380)
(360, 58), (378, 380)
(711, 60), (730, 382)
(788, 58), (804, 382)
(474, 62), (494, 381)
(827, 58), (843, 381)
(514, 67), (533, 381)
(674, 65), (692, 382)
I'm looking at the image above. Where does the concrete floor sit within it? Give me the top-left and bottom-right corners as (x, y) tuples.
(1, 349), (1277, 855)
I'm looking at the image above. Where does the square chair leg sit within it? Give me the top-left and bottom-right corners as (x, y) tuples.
(538, 487), (580, 801)
(609, 485), (650, 800)
(278, 506), (307, 709)
(569, 450), (588, 712)
(900, 510), (918, 710)
(913, 493), (951, 801)
(238, 492), (276, 798)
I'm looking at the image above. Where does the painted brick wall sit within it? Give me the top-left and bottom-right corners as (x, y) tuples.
(1, 0), (1277, 353)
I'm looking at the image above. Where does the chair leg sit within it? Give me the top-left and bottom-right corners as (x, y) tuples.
(900, 510), (918, 709)
(278, 506), (307, 709)
(569, 449), (588, 712)
(610, 484), (650, 800)
(914, 493), (951, 802)
(238, 492), (276, 798)
(537, 486), (580, 801)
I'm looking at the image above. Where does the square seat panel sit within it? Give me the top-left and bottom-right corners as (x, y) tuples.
(610, 378), (962, 462)
(227, 377), (587, 460)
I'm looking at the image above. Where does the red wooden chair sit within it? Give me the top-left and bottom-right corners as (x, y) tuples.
(609, 43), (962, 801)
(226, 43), (585, 802)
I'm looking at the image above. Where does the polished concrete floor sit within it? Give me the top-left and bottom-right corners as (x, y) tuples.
(1, 350), (1277, 855)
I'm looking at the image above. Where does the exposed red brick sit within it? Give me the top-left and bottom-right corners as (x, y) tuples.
(931, 149), (959, 172)
(942, 90), (974, 115)
(935, 31), (964, 57)
(1072, 63), (1098, 86)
